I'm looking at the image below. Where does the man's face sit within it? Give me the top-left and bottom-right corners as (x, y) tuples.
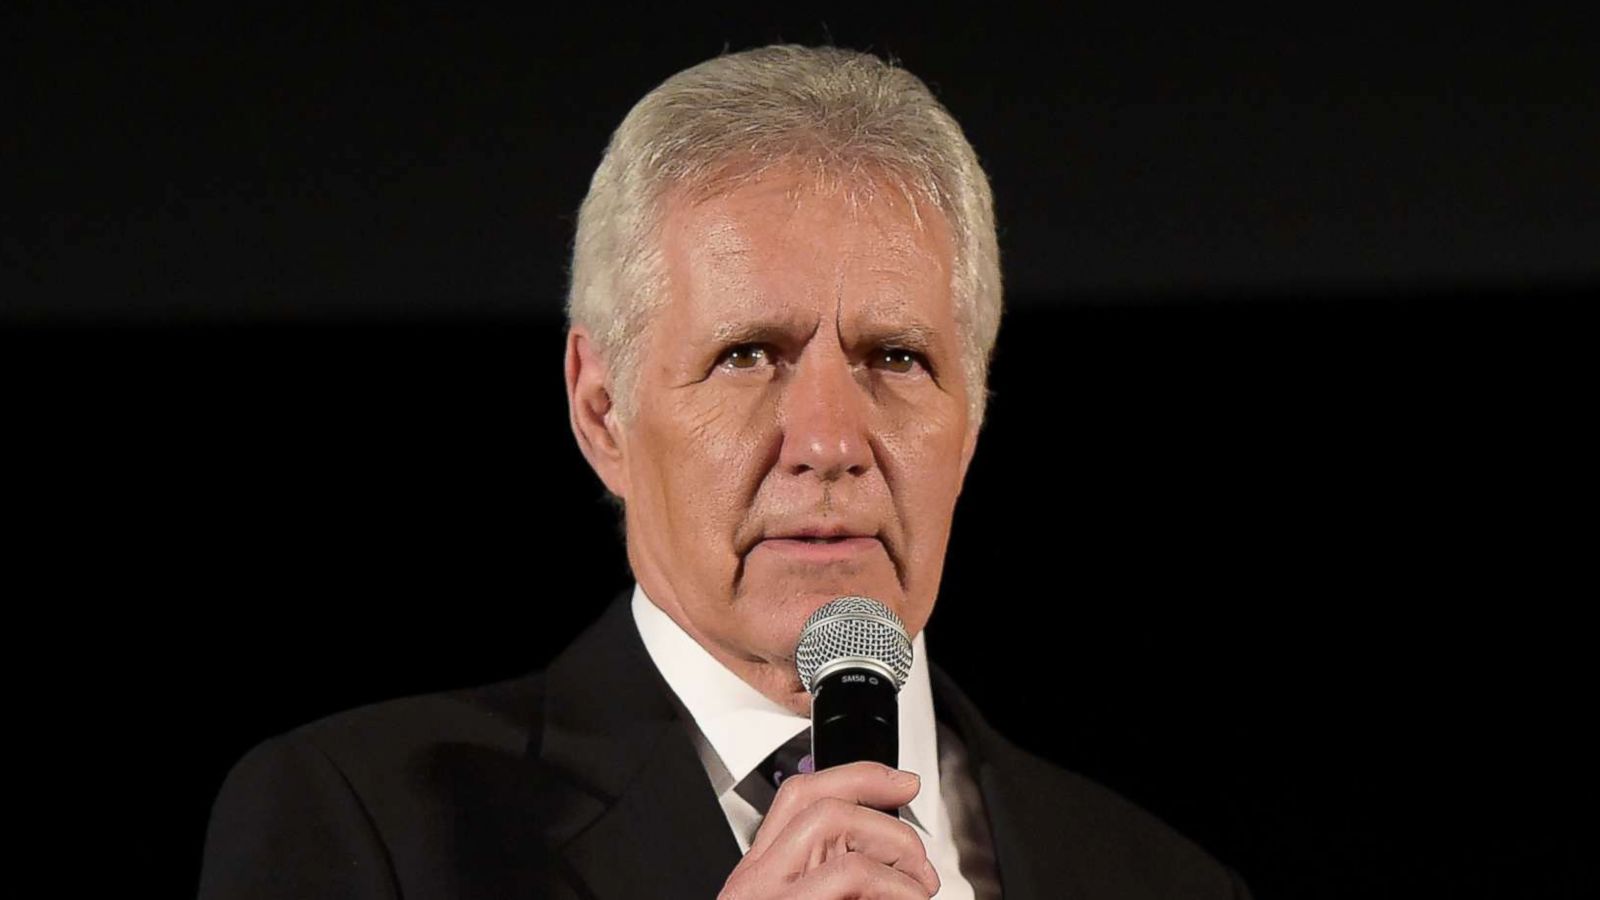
(613, 166), (978, 710)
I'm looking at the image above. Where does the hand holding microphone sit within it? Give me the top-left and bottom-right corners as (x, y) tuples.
(719, 597), (938, 899)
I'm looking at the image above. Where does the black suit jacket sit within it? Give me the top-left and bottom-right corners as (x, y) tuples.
(199, 591), (1249, 898)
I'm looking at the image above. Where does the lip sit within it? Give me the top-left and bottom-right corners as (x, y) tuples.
(755, 536), (882, 562)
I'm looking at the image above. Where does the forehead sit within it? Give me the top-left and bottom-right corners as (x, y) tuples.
(655, 168), (957, 327)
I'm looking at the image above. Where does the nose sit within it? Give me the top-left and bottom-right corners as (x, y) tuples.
(777, 349), (874, 481)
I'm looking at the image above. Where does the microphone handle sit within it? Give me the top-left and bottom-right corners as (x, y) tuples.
(810, 668), (898, 770)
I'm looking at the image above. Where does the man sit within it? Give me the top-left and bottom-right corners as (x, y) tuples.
(200, 45), (1249, 898)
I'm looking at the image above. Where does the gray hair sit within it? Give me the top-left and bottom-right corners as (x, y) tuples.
(565, 44), (1003, 431)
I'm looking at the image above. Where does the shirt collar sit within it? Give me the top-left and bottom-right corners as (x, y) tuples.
(630, 582), (948, 836)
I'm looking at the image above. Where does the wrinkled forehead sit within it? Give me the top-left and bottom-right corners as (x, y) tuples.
(654, 167), (958, 332)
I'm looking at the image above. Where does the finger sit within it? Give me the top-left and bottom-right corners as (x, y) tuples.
(750, 763), (921, 857)
(758, 797), (939, 896)
(789, 852), (936, 899)
(722, 849), (931, 900)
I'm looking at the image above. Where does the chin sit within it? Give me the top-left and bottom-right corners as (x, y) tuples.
(785, 690), (814, 718)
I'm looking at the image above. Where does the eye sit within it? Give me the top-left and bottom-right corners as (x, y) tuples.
(720, 343), (773, 371)
(872, 347), (928, 375)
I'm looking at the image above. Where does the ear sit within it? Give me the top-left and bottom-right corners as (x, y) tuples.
(564, 325), (629, 500)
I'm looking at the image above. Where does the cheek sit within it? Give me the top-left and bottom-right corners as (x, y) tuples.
(884, 399), (968, 488)
(880, 403), (969, 556)
(640, 391), (774, 543)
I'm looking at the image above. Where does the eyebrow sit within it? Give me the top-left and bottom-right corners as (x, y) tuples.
(708, 319), (941, 355)
(709, 319), (813, 347)
(862, 322), (939, 354)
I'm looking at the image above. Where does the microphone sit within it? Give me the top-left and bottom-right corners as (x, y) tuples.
(795, 596), (913, 770)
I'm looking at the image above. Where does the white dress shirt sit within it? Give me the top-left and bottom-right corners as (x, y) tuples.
(631, 583), (1000, 898)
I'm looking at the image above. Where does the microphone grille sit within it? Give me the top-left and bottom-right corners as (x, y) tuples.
(795, 596), (913, 694)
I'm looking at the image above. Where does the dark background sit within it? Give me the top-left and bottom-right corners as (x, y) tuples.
(6, 4), (1594, 898)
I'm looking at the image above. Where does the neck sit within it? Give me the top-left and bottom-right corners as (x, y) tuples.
(632, 579), (814, 717)
(674, 613), (814, 717)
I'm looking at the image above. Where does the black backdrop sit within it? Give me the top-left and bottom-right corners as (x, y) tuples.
(6, 4), (1595, 898)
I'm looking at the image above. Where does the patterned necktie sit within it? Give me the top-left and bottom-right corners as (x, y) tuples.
(734, 731), (813, 814)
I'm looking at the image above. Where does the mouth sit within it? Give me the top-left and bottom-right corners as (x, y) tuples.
(755, 535), (882, 562)
(733, 520), (898, 587)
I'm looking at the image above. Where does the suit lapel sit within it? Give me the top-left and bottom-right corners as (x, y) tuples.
(537, 590), (743, 899)
(931, 664), (1086, 900)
